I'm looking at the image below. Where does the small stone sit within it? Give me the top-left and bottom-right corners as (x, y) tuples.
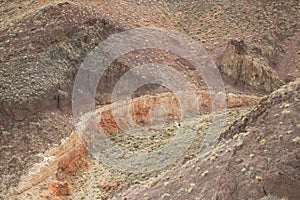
(241, 167), (247, 172)
(279, 134), (283, 140)
(164, 181), (169, 187)
(249, 154), (255, 159)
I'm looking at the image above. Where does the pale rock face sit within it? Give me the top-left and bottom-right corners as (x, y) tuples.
(221, 40), (283, 93)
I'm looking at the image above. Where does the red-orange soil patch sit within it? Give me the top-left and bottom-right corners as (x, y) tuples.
(56, 144), (88, 178)
(48, 181), (71, 197)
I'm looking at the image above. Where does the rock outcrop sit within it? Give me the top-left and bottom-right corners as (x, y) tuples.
(97, 91), (261, 135)
(221, 40), (283, 93)
(11, 132), (82, 195)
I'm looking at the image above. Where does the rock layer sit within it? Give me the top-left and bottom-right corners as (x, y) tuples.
(221, 40), (283, 93)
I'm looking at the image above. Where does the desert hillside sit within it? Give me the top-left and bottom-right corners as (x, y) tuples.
(0, 0), (299, 200)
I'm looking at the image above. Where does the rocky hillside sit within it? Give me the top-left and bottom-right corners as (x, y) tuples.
(0, 0), (299, 199)
(115, 78), (300, 200)
(0, 0), (298, 119)
(0, 1), (126, 121)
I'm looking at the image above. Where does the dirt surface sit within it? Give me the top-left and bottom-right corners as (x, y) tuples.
(0, 0), (299, 199)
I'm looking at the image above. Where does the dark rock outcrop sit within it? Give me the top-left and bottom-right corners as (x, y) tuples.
(221, 39), (283, 93)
